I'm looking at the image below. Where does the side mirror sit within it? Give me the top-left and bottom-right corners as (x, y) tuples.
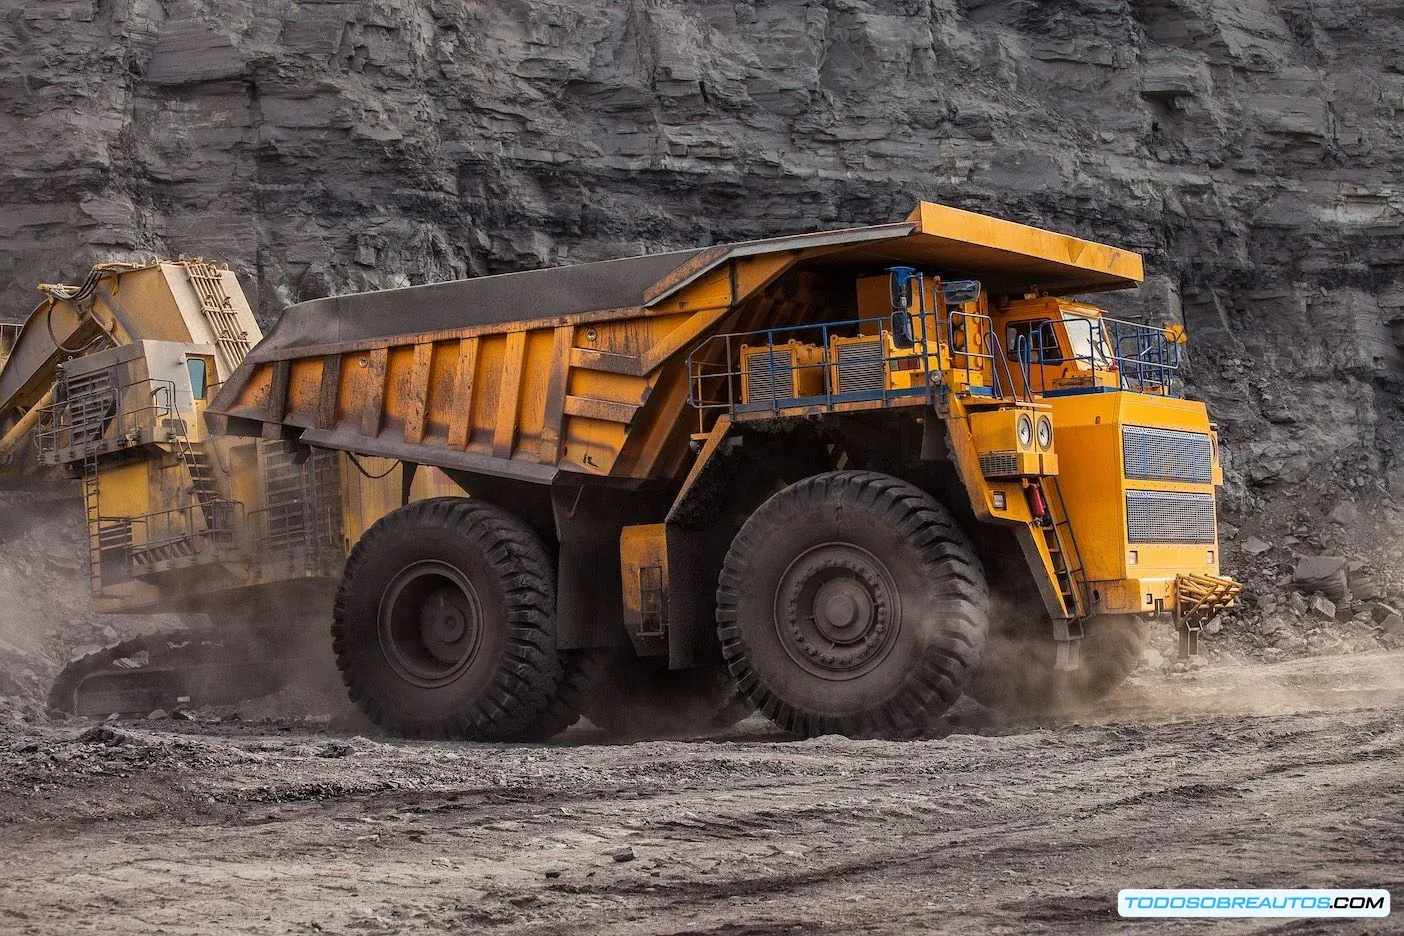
(943, 279), (981, 305)
(888, 265), (917, 311)
(891, 309), (916, 349)
(887, 266), (919, 349)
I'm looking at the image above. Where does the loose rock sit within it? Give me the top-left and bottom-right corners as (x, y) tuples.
(1309, 597), (1337, 621)
(1292, 557), (1350, 602)
(1240, 537), (1272, 556)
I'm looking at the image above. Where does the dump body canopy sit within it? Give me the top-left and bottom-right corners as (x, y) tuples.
(208, 203), (1144, 485)
(240, 203), (1142, 366)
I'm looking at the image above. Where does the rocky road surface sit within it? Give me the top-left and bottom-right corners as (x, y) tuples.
(2, 652), (1401, 935)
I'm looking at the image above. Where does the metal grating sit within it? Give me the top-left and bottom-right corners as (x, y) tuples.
(1123, 425), (1213, 484)
(1126, 490), (1217, 544)
(96, 520), (133, 586)
(834, 340), (885, 393)
(64, 370), (117, 446)
(745, 349), (796, 403)
(979, 451), (1021, 478)
(256, 441), (343, 562)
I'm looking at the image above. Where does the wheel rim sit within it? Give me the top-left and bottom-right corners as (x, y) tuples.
(378, 560), (485, 688)
(773, 543), (901, 681)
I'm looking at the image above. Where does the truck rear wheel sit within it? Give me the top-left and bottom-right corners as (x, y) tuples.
(332, 497), (561, 740)
(716, 471), (988, 737)
(517, 648), (608, 742)
(967, 613), (1148, 716)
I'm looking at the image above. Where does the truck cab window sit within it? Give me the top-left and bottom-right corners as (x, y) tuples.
(1005, 319), (1061, 363)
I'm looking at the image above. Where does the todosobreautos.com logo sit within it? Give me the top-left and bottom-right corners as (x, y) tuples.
(1119, 889), (1390, 917)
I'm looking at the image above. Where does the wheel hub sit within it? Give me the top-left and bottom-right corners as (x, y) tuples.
(813, 579), (874, 638)
(379, 561), (484, 687)
(774, 543), (900, 680)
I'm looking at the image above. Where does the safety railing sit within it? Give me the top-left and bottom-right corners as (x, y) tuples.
(1017, 316), (1183, 396)
(111, 498), (246, 572)
(34, 378), (177, 461)
(688, 316), (927, 423)
(687, 313), (1020, 425)
(948, 309), (1026, 402)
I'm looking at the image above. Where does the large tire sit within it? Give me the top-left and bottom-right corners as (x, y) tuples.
(516, 648), (609, 742)
(716, 471), (989, 738)
(586, 651), (753, 739)
(332, 497), (561, 740)
(967, 612), (1148, 716)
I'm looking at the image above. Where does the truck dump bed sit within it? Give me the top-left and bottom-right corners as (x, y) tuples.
(208, 203), (1142, 485)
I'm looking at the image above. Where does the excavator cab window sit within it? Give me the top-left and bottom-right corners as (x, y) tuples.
(186, 357), (210, 401)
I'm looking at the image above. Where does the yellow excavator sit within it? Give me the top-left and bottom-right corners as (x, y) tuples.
(0, 261), (462, 720)
(3, 203), (1241, 738)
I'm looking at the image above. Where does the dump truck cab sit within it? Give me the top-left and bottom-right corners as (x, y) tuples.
(205, 202), (1240, 738)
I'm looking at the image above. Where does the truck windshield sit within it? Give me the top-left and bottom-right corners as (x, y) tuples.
(1061, 313), (1114, 370)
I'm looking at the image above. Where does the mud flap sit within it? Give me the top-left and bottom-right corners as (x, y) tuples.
(1177, 616), (1202, 660)
(1053, 618), (1084, 672)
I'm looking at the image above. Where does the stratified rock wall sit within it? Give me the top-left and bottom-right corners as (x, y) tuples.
(2, 0), (1401, 515)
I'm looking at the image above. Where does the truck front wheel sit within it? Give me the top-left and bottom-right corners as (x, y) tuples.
(332, 497), (561, 740)
(716, 471), (988, 737)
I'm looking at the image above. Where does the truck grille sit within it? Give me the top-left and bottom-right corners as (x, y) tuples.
(745, 350), (797, 403)
(1126, 490), (1217, 544)
(833, 339), (885, 393)
(1123, 425), (1213, 484)
(979, 452), (1020, 478)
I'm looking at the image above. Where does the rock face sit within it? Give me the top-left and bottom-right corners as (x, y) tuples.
(1, 0), (1401, 517)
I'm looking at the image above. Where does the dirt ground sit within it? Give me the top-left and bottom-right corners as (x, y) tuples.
(1, 652), (1401, 936)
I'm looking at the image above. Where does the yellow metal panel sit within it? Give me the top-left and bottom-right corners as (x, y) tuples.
(284, 357), (322, 427)
(624, 363), (693, 479)
(515, 327), (556, 457)
(1044, 390), (1217, 587)
(493, 330), (528, 458)
(448, 337), (478, 450)
(360, 348), (388, 437)
(906, 202), (1144, 285)
(401, 342), (434, 444)
(968, 408), (1036, 455)
(620, 523), (668, 653)
(537, 325), (573, 465)
(95, 460), (155, 526)
(465, 335), (504, 453)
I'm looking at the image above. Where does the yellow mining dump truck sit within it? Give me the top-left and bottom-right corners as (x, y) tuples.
(205, 202), (1241, 738)
(0, 261), (461, 717)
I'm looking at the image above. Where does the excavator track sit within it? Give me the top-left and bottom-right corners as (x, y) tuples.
(47, 629), (318, 718)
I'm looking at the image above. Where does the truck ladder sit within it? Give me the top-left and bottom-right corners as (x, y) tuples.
(1040, 475), (1088, 670)
(82, 449), (102, 592)
(184, 262), (253, 367)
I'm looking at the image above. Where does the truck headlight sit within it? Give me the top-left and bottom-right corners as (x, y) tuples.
(1036, 415), (1053, 450)
(1016, 414), (1034, 449)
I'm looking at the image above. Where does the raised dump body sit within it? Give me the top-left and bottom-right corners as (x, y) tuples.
(207, 203), (1240, 739)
